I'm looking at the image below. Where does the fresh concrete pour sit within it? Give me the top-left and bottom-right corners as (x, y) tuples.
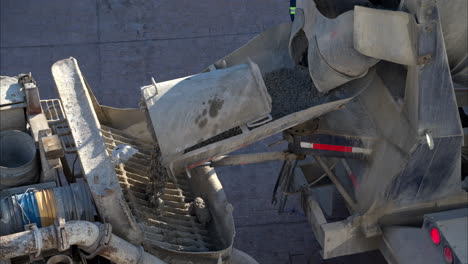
(264, 66), (322, 119)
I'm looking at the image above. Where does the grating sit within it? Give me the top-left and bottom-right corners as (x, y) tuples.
(40, 100), (77, 153)
(40, 100), (220, 252)
(100, 125), (220, 253)
(52, 123), (77, 153)
(40, 99), (66, 124)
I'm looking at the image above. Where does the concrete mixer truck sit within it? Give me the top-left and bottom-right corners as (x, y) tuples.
(1, 0), (466, 263)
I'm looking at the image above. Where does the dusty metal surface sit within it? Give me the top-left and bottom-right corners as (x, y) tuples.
(0, 221), (166, 264)
(423, 208), (468, 263)
(168, 68), (374, 176)
(100, 125), (223, 253)
(0, 76), (25, 107)
(0, 225), (58, 260)
(291, 1), (379, 92)
(208, 152), (302, 167)
(143, 62), (272, 162)
(52, 58), (116, 196)
(49, 57), (236, 263)
(98, 227), (167, 264)
(19, 74), (42, 116)
(353, 6), (418, 65)
(380, 227), (446, 264)
(436, 0), (468, 70)
(354, 0), (464, 227)
(99, 106), (154, 142)
(52, 58), (143, 243)
(0, 73), (26, 135)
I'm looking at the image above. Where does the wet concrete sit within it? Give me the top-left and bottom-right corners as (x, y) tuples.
(264, 66), (323, 119)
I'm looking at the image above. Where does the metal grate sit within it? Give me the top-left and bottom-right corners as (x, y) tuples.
(52, 123), (76, 153)
(40, 99), (76, 153)
(40, 99), (66, 124)
(100, 125), (219, 252)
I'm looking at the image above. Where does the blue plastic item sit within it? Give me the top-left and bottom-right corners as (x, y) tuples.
(15, 191), (41, 228)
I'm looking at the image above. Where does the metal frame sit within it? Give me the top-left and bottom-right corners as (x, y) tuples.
(302, 186), (468, 259)
(301, 190), (380, 259)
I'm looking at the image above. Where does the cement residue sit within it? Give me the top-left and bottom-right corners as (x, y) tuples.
(188, 197), (211, 226)
(263, 66), (324, 119)
(147, 143), (170, 208)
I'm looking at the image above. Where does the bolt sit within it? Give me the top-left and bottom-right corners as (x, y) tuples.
(426, 132), (434, 150)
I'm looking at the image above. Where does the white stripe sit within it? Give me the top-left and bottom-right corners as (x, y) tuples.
(300, 142), (313, 148)
(351, 147), (372, 155)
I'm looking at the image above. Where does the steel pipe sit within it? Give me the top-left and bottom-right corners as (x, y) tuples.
(0, 221), (166, 264)
(99, 234), (162, 264)
(209, 152), (303, 167)
(46, 255), (73, 264)
(0, 225), (57, 259)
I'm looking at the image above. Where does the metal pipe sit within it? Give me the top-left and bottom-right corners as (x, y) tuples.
(65, 221), (100, 247)
(46, 255), (73, 264)
(0, 225), (58, 259)
(209, 152), (303, 167)
(0, 221), (166, 264)
(0, 130), (38, 189)
(99, 234), (163, 264)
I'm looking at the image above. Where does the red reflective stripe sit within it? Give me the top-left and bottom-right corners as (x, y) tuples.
(313, 143), (353, 153)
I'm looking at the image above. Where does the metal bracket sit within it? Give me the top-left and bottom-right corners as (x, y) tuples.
(24, 223), (43, 259)
(247, 114), (273, 128)
(18, 73), (42, 115)
(361, 221), (383, 238)
(417, 54), (432, 65)
(82, 223), (112, 259)
(55, 218), (69, 251)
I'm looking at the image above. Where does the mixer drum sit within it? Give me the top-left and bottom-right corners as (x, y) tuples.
(142, 61), (272, 164)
